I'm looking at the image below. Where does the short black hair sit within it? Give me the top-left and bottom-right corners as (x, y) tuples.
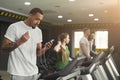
(29, 8), (43, 15)
(83, 28), (90, 33)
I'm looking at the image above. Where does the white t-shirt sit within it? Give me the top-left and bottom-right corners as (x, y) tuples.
(4, 21), (42, 76)
(79, 36), (90, 58)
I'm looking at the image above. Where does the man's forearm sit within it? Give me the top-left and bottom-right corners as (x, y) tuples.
(83, 51), (89, 57)
(1, 40), (23, 53)
(37, 41), (52, 56)
(37, 47), (47, 56)
(1, 42), (18, 53)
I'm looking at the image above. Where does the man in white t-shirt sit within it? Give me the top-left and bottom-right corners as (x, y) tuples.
(1, 8), (52, 80)
(79, 28), (91, 61)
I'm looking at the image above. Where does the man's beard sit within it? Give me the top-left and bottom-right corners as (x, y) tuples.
(32, 26), (35, 29)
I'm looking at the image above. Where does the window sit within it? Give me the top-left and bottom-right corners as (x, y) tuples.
(95, 31), (108, 49)
(74, 30), (108, 49)
(74, 31), (83, 48)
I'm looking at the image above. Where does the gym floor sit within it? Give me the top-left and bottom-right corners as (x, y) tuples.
(0, 70), (9, 80)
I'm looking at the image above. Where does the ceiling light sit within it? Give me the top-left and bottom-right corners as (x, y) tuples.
(69, 0), (75, 2)
(94, 18), (99, 21)
(99, 1), (104, 5)
(67, 19), (72, 22)
(104, 10), (108, 13)
(58, 15), (63, 18)
(89, 14), (94, 17)
(24, 2), (31, 5)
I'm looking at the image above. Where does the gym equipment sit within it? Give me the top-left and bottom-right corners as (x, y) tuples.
(102, 46), (120, 80)
(77, 51), (105, 80)
(41, 57), (81, 80)
(92, 46), (120, 80)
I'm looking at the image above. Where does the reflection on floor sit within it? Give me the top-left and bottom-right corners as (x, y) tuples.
(0, 70), (9, 80)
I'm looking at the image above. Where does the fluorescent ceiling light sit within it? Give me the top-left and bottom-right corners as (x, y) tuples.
(58, 15), (63, 18)
(69, 0), (75, 2)
(67, 19), (72, 22)
(94, 18), (99, 21)
(24, 2), (31, 5)
(89, 14), (94, 17)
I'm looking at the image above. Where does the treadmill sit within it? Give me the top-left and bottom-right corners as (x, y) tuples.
(77, 51), (106, 80)
(40, 57), (81, 80)
(92, 46), (120, 80)
(101, 46), (120, 80)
